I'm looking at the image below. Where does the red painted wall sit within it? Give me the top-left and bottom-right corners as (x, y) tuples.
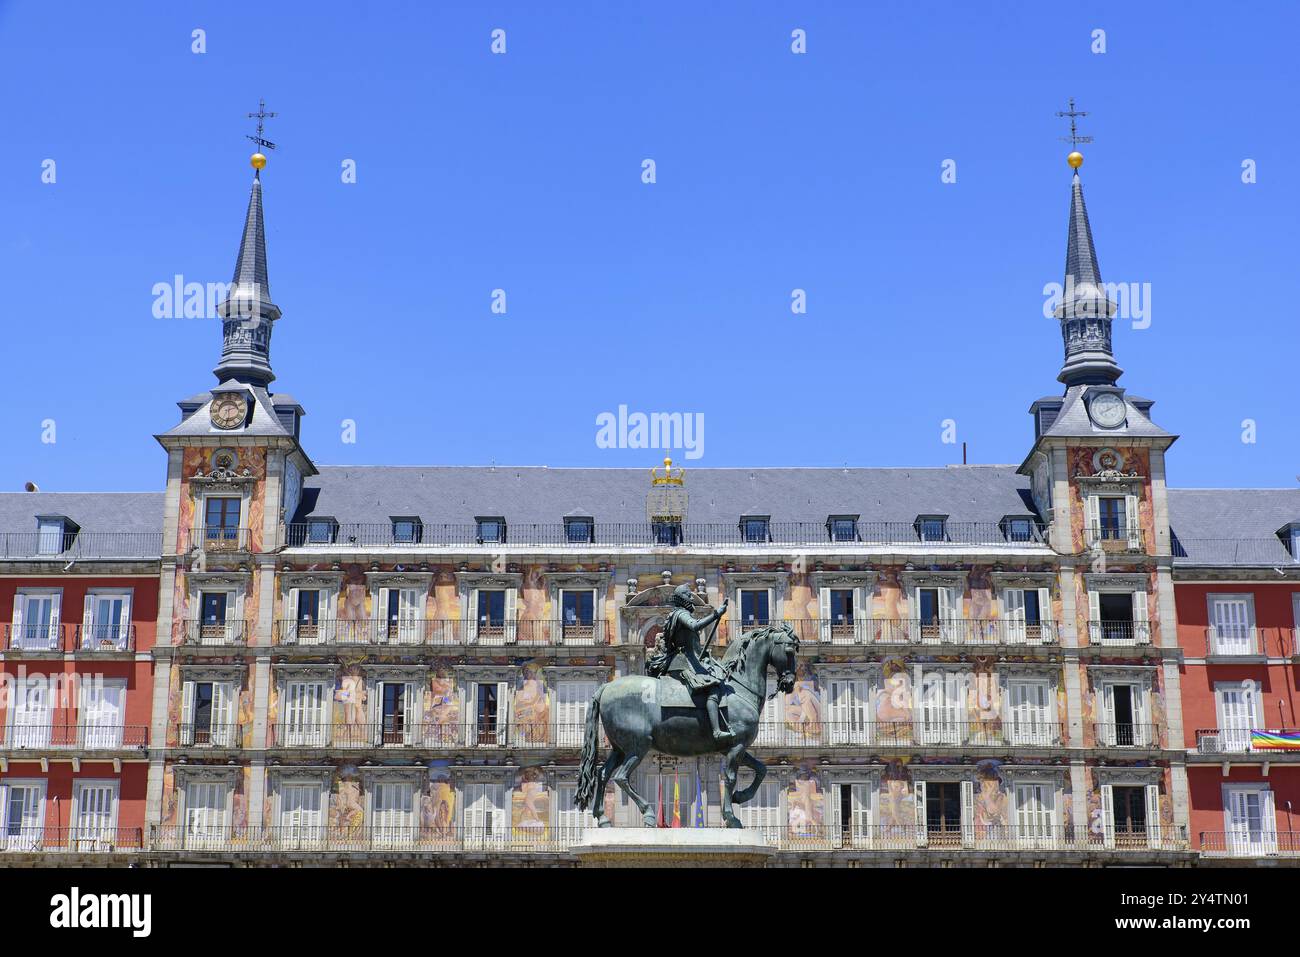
(1188, 766), (1300, 849)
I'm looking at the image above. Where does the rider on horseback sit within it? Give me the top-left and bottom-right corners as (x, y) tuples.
(656, 583), (733, 744)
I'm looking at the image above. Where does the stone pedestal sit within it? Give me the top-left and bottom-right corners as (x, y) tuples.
(573, 827), (777, 867)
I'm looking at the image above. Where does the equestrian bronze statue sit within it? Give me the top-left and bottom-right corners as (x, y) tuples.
(575, 587), (799, 827)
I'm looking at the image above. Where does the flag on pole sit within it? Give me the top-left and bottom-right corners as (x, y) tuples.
(694, 771), (705, 828)
(656, 776), (665, 828)
(672, 768), (682, 828)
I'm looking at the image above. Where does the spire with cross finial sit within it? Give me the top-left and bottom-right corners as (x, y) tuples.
(213, 100), (283, 387)
(1051, 98), (1120, 386)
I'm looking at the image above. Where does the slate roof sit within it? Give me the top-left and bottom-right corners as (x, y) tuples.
(159, 381), (295, 439)
(1038, 385), (1174, 441)
(1168, 488), (1300, 565)
(0, 492), (164, 559)
(293, 464), (1041, 527)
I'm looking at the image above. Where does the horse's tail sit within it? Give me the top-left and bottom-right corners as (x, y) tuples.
(574, 684), (605, 811)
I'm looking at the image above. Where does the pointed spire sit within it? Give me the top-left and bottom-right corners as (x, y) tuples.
(1055, 158), (1121, 386)
(213, 165), (282, 387)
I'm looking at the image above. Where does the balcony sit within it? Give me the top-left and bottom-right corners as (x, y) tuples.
(282, 520), (1047, 550)
(1204, 626), (1294, 659)
(1, 724), (149, 750)
(180, 526), (252, 555)
(182, 619), (250, 647)
(1198, 830), (1300, 857)
(74, 623), (136, 653)
(1092, 722), (1159, 749)
(752, 720), (1063, 750)
(0, 827), (144, 855)
(1086, 620), (1153, 647)
(175, 723), (242, 748)
(4, 622), (66, 652)
(268, 721), (589, 750)
(144, 823), (1186, 856)
(273, 618), (613, 648)
(756, 619), (1060, 648)
(1194, 727), (1300, 755)
(0, 531), (161, 560)
(1084, 524), (1145, 552)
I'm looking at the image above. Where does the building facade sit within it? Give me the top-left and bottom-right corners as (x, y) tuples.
(1, 151), (1296, 866)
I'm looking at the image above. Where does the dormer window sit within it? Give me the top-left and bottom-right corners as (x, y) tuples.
(651, 521), (682, 545)
(391, 517), (422, 544)
(37, 516), (74, 555)
(1279, 523), (1300, 560)
(740, 516), (770, 543)
(476, 517), (506, 544)
(564, 516), (594, 544)
(1001, 516), (1038, 543)
(915, 515), (948, 542)
(307, 518), (337, 544)
(827, 515), (859, 542)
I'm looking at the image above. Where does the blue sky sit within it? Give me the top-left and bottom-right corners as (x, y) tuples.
(1, 0), (1297, 492)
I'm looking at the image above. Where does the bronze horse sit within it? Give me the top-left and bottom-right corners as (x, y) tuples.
(575, 623), (799, 827)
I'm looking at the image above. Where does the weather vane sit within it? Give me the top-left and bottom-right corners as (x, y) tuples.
(1056, 97), (1092, 148)
(247, 98), (278, 152)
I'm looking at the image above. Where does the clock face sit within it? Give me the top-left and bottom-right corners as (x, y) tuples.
(211, 394), (247, 430)
(1089, 392), (1126, 428)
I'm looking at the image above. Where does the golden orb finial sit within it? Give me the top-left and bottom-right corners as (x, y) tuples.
(250, 152), (267, 170)
(1067, 151), (1084, 169)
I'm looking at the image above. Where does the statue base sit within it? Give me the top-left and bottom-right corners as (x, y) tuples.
(573, 827), (777, 868)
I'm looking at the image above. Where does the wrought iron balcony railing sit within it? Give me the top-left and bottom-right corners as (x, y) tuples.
(1, 724), (149, 749)
(1083, 524), (1145, 550)
(780, 618), (1060, 647)
(175, 723), (242, 748)
(268, 722), (590, 750)
(1086, 620), (1154, 646)
(179, 526), (252, 554)
(4, 622), (66, 652)
(1198, 830), (1300, 857)
(74, 623), (136, 652)
(1092, 722), (1159, 749)
(0, 531), (162, 560)
(751, 720), (1064, 749)
(1203, 626), (1296, 658)
(1194, 727), (1300, 754)
(0, 827), (144, 854)
(144, 823), (1187, 855)
(181, 619), (250, 646)
(273, 618), (612, 647)
(283, 520), (1047, 549)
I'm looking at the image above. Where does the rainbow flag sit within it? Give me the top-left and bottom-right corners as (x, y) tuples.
(1251, 730), (1300, 751)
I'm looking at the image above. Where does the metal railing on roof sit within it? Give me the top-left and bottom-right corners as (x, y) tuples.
(283, 520), (1046, 549)
(1171, 537), (1299, 566)
(0, 531), (162, 560)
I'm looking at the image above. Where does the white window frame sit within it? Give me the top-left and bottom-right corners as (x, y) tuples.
(1207, 593), (1258, 656)
(554, 780), (597, 837)
(554, 677), (600, 747)
(71, 779), (119, 850)
(469, 586), (516, 645)
(1096, 678), (1151, 748)
(7, 675), (53, 749)
(1223, 784), (1277, 856)
(11, 588), (62, 651)
(279, 676), (332, 747)
(180, 676), (240, 747)
(829, 778), (875, 849)
(371, 678), (420, 747)
(1085, 490), (1141, 548)
(364, 775), (421, 849)
(900, 573), (967, 644)
(82, 589), (133, 650)
(0, 779), (47, 851)
(181, 779), (233, 849)
(80, 678), (127, 749)
(1086, 581), (1150, 646)
(1005, 676), (1055, 746)
(824, 673), (872, 745)
(1214, 680), (1262, 753)
(557, 587), (599, 645)
(1099, 779), (1162, 850)
(462, 780), (508, 848)
(1000, 586), (1054, 646)
(465, 675), (511, 747)
(912, 776), (975, 848)
(191, 584), (243, 646)
(37, 518), (67, 555)
(914, 667), (965, 745)
(276, 778), (327, 849)
(1011, 780), (1059, 849)
(281, 582), (339, 646)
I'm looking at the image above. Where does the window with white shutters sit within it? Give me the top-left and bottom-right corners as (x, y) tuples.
(81, 681), (126, 749)
(1210, 596), (1255, 655)
(1013, 782), (1056, 849)
(918, 670), (963, 745)
(734, 779), (780, 831)
(73, 782), (116, 849)
(1007, 679), (1053, 746)
(279, 783), (325, 848)
(2, 782), (45, 851)
(85, 592), (131, 649)
(283, 681), (329, 747)
(183, 782), (229, 849)
(473, 681), (508, 746)
(464, 782), (507, 847)
(371, 782), (416, 848)
(755, 676), (783, 746)
(14, 592), (60, 651)
(556, 680), (597, 747)
(827, 678), (870, 745)
(1216, 683), (1258, 753)
(10, 678), (51, 748)
(834, 782), (872, 848)
(1225, 786), (1276, 855)
(181, 680), (237, 747)
(554, 783), (594, 838)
